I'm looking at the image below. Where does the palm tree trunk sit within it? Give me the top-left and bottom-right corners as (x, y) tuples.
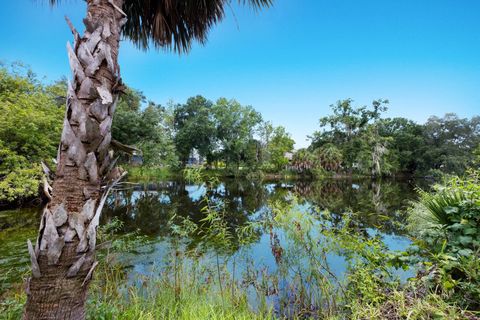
(23, 1), (125, 319)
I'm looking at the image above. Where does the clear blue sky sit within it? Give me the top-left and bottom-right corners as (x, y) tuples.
(1, 0), (479, 147)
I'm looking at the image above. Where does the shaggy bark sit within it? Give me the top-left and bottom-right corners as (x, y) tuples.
(23, 0), (125, 319)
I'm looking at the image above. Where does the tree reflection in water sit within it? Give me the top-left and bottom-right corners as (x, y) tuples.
(103, 177), (424, 249)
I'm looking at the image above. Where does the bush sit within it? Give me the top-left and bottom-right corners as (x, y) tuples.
(408, 170), (480, 309)
(0, 63), (63, 204)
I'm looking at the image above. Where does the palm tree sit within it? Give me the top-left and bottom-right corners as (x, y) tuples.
(291, 148), (315, 174)
(315, 143), (343, 172)
(25, 1), (272, 319)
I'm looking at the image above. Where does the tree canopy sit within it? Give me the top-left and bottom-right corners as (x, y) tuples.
(0, 63), (64, 202)
(308, 99), (480, 177)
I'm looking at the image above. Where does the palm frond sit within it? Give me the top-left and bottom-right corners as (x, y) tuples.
(419, 189), (466, 226)
(123, 0), (272, 53)
(48, 0), (273, 53)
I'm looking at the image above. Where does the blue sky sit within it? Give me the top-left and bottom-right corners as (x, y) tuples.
(1, 0), (479, 147)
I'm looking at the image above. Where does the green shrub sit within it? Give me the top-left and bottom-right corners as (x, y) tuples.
(408, 170), (480, 309)
(0, 63), (63, 204)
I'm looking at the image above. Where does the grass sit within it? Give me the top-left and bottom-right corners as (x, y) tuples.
(1, 255), (273, 320)
(2, 258), (475, 320)
(126, 165), (306, 183)
(126, 166), (179, 182)
(349, 289), (476, 320)
(87, 263), (271, 320)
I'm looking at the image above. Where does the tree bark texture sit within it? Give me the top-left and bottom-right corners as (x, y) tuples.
(23, 0), (126, 319)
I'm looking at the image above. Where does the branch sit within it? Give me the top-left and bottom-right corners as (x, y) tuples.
(111, 139), (141, 155)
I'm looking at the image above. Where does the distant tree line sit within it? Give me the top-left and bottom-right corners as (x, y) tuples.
(1, 64), (479, 203)
(304, 99), (480, 177)
(112, 91), (295, 173)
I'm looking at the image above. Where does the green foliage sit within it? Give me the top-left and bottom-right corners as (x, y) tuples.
(310, 99), (390, 175)
(182, 166), (204, 184)
(112, 93), (179, 168)
(289, 145), (343, 177)
(0, 293), (26, 320)
(378, 117), (424, 173)
(473, 144), (480, 168)
(212, 98), (263, 169)
(259, 123), (295, 172)
(199, 198), (235, 255)
(0, 63), (63, 162)
(0, 63), (63, 203)
(409, 171), (480, 255)
(88, 271), (269, 320)
(310, 100), (480, 177)
(408, 171), (480, 309)
(125, 166), (175, 182)
(315, 143), (343, 172)
(174, 96), (216, 164)
(0, 158), (42, 202)
(245, 169), (265, 181)
(348, 290), (473, 320)
(420, 114), (480, 175)
(290, 148), (315, 174)
(172, 97), (292, 173)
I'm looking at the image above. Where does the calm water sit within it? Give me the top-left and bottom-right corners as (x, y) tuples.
(0, 177), (426, 294)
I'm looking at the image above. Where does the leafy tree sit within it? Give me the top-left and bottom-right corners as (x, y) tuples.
(420, 114), (480, 175)
(356, 124), (396, 176)
(111, 88), (147, 144)
(0, 141), (43, 203)
(0, 63), (63, 162)
(309, 101), (480, 177)
(28, 0), (272, 317)
(264, 125), (295, 171)
(310, 99), (389, 173)
(0, 64), (63, 203)
(173, 95), (216, 165)
(377, 117), (424, 174)
(139, 103), (178, 167)
(313, 98), (387, 143)
(212, 98), (263, 168)
(473, 144), (480, 168)
(112, 91), (178, 167)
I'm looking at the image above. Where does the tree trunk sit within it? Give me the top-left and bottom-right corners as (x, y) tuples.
(23, 1), (125, 319)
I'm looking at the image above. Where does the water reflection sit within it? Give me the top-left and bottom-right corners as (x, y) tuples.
(0, 178), (423, 294)
(103, 178), (421, 241)
(101, 178), (421, 316)
(292, 179), (422, 235)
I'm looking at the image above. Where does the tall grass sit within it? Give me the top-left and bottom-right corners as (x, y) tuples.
(87, 260), (272, 320)
(127, 166), (177, 181)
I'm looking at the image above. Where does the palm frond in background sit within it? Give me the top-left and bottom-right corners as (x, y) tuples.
(47, 0), (273, 53)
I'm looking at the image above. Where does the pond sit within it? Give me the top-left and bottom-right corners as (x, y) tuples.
(0, 177), (427, 299)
